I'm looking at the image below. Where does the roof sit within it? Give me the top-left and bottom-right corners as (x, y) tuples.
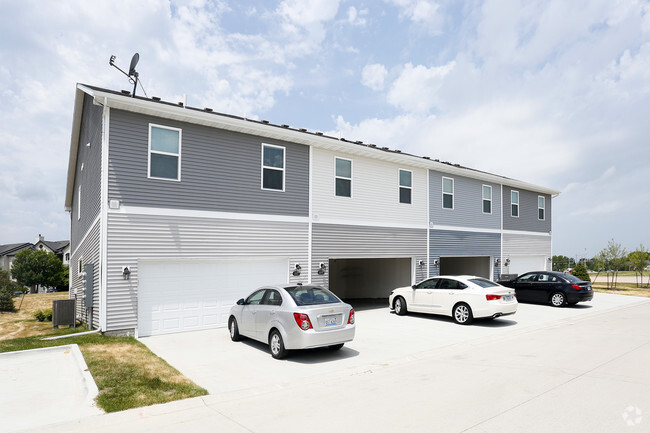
(38, 240), (70, 254)
(0, 243), (34, 256)
(65, 83), (561, 209)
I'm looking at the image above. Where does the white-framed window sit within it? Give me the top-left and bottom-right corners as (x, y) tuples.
(511, 190), (519, 217)
(482, 185), (492, 214)
(78, 258), (83, 275)
(399, 169), (412, 204)
(442, 177), (454, 209)
(148, 124), (181, 181)
(335, 157), (352, 197)
(77, 186), (81, 221)
(538, 195), (545, 220)
(261, 143), (285, 191)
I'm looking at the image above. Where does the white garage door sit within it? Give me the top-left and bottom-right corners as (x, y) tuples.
(507, 255), (547, 276)
(138, 259), (288, 337)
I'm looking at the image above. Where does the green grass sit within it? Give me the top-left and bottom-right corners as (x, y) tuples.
(0, 333), (208, 413)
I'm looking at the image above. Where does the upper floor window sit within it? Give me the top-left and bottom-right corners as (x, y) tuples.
(399, 169), (412, 204)
(335, 157), (352, 197)
(262, 144), (285, 191)
(511, 190), (519, 217)
(442, 177), (454, 209)
(538, 196), (546, 220)
(149, 124), (181, 181)
(77, 186), (81, 221)
(482, 185), (492, 214)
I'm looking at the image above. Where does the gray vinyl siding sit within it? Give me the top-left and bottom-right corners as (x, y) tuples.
(311, 223), (428, 287)
(429, 229), (500, 276)
(71, 94), (103, 247)
(429, 170), (501, 229)
(104, 212), (308, 332)
(107, 109), (309, 216)
(70, 220), (101, 329)
(503, 233), (552, 256)
(503, 187), (552, 233)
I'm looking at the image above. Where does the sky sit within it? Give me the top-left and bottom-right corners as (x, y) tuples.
(0, 0), (648, 258)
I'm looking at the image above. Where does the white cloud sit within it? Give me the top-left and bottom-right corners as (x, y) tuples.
(387, 62), (455, 113)
(347, 6), (368, 26)
(387, 0), (443, 33)
(361, 64), (388, 91)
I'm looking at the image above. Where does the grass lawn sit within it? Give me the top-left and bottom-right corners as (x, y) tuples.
(0, 293), (208, 413)
(592, 284), (650, 298)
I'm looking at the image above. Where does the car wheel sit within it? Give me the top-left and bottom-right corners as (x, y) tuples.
(269, 330), (287, 359)
(550, 292), (567, 307)
(228, 317), (241, 341)
(328, 343), (344, 350)
(453, 303), (473, 325)
(394, 296), (407, 316)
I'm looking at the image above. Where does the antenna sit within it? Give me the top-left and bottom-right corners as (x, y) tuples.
(109, 53), (141, 97)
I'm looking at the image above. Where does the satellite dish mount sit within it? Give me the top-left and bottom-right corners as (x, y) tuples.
(109, 53), (140, 97)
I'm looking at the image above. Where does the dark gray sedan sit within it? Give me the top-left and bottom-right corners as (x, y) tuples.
(499, 271), (593, 307)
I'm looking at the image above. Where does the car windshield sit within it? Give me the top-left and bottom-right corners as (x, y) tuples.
(285, 286), (341, 306)
(469, 278), (500, 288)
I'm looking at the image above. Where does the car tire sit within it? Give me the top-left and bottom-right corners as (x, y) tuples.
(328, 343), (344, 350)
(550, 292), (567, 307)
(453, 303), (473, 325)
(269, 330), (287, 359)
(394, 296), (407, 316)
(228, 317), (241, 341)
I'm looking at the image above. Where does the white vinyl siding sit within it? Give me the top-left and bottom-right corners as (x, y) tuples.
(538, 195), (545, 220)
(148, 124), (181, 181)
(335, 157), (352, 197)
(442, 177), (454, 209)
(511, 190), (519, 217)
(261, 143), (285, 191)
(399, 169), (412, 204)
(482, 185), (492, 214)
(311, 148), (428, 227)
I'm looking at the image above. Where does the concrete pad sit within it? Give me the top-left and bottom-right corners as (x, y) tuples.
(0, 344), (102, 432)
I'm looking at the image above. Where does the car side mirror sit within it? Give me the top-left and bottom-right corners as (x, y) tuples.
(412, 285), (417, 289)
(237, 298), (245, 305)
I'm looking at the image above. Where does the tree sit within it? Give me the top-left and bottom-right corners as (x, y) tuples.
(10, 249), (67, 292)
(602, 239), (627, 288)
(628, 245), (649, 288)
(572, 262), (591, 282)
(0, 270), (19, 312)
(552, 255), (574, 272)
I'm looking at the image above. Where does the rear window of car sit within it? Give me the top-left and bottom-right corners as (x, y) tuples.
(285, 286), (341, 306)
(563, 274), (583, 283)
(469, 278), (500, 288)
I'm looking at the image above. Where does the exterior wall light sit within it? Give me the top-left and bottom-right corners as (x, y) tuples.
(122, 266), (131, 280)
(317, 263), (326, 275)
(494, 258), (501, 266)
(292, 264), (301, 276)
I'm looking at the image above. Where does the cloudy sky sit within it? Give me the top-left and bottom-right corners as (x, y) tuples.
(1, 0), (648, 258)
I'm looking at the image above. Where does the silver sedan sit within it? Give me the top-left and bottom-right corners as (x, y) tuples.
(228, 284), (356, 359)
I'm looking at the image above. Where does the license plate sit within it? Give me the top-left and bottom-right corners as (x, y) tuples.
(324, 316), (338, 326)
(503, 295), (513, 301)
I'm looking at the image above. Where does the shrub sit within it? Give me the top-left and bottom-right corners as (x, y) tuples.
(0, 287), (15, 312)
(573, 262), (591, 282)
(33, 309), (53, 322)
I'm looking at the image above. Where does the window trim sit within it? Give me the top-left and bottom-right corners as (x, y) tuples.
(148, 123), (182, 181)
(538, 195), (546, 221)
(77, 186), (81, 221)
(442, 176), (454, 210)
(398, 168), (412, 204)
(78, 258), (83, 276)
(261, 143), (286, 192)
(511, 190), (520, 218)
(482, 184), (492, 215)
(335, 156), (353, 198)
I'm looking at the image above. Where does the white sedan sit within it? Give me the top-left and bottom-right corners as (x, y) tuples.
(389, 275), (517, 325)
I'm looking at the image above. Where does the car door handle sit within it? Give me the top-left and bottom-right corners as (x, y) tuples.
(426, 291), (432, 294)
(270, 310), (276, 315)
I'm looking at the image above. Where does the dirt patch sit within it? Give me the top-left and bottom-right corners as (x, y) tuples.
(0, 292), (70, 340)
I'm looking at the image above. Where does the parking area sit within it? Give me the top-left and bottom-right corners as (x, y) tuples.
(140, 292), (644, 397)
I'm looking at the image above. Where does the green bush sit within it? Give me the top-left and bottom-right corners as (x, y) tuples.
(33, 309), (53, 322)
(573, 262), (591, 282)
(0, 288), (15, 312)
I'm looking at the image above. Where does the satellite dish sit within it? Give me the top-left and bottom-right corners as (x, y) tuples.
(128, 53), (140, 77)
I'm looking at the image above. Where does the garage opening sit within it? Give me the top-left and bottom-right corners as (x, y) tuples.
(439, 256), (490, 279)
(328, 258), (411, 300)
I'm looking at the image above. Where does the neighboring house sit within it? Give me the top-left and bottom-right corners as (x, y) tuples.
(0, 235), (70, 292)
(65, 84), (559, 337)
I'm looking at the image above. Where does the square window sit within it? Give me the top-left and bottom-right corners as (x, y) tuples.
(399, 169), (412, 204)
(262, 144), (285, 191)
(149, 125), (181, 181)
(335, 158), (352, 197)
(442, 177), (454, 209)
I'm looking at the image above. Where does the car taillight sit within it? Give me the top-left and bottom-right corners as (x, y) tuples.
(571, 284), (582, 290)
(485, 294), (502, 301)
(348, 309), (355, 325)
(293, 313), (313, 330)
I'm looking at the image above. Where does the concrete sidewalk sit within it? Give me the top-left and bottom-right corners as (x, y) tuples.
(14, 295), (650, 433)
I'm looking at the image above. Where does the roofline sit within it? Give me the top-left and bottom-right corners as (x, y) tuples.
(65, 84), (560, 206)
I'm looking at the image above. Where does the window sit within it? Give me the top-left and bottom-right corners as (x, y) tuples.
(442, 177), (454, 209)
(78, 259), (83, 275)
(415, 278), (438, 289)
(511, 190), (519, 217)
(538, 196), (545, 220)
(77, 186), (81, 220)
(262, 144), (285, 191)
(482, 185), (492, 214)
(149, 124), (181, 180)
(335, 157), (352, 197)
(399, 169), (412, 204)
(245, 289), (266, 305)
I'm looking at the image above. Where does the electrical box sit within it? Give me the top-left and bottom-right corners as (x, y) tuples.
(84, 263), (94, 308)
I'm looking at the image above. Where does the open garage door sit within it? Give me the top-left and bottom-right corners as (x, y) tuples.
(138, 259), (287, 337)
(440, 256), (491, 279)
(328, 258), (412, 299)
(507, 255), (546, 276)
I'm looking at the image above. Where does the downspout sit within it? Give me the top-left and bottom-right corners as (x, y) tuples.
(41, 329), (101, 341)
